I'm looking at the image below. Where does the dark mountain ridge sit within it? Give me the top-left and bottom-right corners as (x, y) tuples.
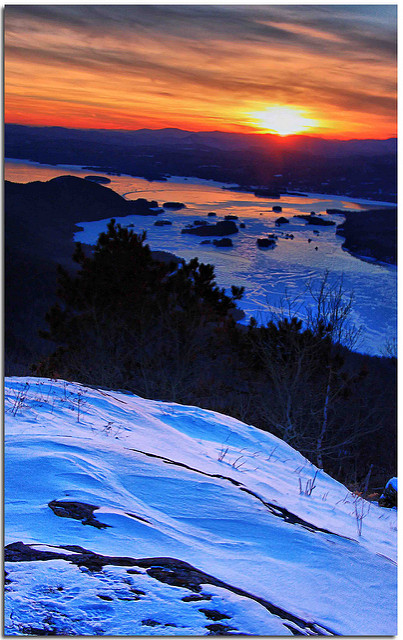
(6, 124), (396, 201)
(5, 122), (396, 155)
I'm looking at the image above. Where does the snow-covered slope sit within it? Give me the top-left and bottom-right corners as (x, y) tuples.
(5, 377), (397, 636)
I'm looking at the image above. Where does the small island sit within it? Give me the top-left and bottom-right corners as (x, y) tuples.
(182, 220), (239, 237)
(163, 201), (186, 210)
(294, 214), (335, 226)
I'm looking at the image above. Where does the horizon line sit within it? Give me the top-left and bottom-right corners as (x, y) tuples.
(4, 122), (397, 144)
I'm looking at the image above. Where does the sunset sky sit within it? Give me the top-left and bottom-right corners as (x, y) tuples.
(4, 4), (397, 139)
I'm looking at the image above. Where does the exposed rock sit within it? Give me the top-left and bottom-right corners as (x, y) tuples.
(142, 619), (161, 627)
(205, 623), (238, 634)
(224, 215), (239, 220)
(200, 240), (211, 245)
(48, 500), (111, 530)
(146, 566), (203, 592)
(154, 220), (172, 226)
(182, 220), (239, 237)
(275, 216), (289, 225)
(207, 212), (217, 217)
(272, 205), (282, 213)
(182, 594), (212, 602)
(194, 220), (209, 226)
(239, 223), (246, 229)
(199, 609), (232, 621)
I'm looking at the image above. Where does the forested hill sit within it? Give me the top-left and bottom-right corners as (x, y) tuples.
(5, 176), (161, 368)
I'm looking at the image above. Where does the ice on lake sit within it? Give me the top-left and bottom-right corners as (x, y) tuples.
(5, 159), (397, 356)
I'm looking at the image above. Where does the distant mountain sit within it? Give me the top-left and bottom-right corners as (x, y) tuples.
(5, 377), (397, 635)
(5, 123), (397, 156)
(5, 124), (397, 201)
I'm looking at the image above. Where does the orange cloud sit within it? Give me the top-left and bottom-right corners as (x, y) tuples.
(4, 5), (397, 139)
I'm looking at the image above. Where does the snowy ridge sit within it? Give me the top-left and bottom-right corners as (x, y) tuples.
(5, 377), (397, 635)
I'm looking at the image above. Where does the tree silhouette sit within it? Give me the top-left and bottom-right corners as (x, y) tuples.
(38, 219), (243, 398)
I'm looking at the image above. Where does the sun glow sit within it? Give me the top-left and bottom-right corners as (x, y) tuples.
(248, 105), (319, 136)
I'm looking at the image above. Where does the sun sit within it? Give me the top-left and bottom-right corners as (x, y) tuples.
(247, 105), (319, 136)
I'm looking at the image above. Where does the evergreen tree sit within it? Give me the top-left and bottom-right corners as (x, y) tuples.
(37, 219), (243, 398)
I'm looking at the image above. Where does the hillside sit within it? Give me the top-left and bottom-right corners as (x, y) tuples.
(5, 377), (397, 636)
(5, 176), (161, 371)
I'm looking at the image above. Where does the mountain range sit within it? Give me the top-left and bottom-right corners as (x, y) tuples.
(5, 124), (397, 201)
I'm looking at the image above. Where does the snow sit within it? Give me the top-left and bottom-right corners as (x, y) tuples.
(4, 377), (397, 636)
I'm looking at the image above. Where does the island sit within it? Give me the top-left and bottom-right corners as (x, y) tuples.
(336, 208), (397, 264)
(163, 201), (186, 210)
(293, 214), (335, 226)
(181, 220), (239, 237)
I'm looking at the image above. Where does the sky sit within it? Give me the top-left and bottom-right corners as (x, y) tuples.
(4, 4), (397, 139)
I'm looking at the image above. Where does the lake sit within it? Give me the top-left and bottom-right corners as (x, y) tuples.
(5, 158), (397, 356)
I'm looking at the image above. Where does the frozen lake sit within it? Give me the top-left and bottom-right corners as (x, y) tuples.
(5, 159), (397, 356)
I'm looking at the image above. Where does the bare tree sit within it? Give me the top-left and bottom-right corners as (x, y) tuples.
(246, 272), (380, 469)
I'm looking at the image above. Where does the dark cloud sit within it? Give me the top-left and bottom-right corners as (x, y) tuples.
(5, 4), (396, 59)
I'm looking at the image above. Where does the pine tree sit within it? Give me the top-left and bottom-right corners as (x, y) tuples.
(37, 219), (243, 399)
